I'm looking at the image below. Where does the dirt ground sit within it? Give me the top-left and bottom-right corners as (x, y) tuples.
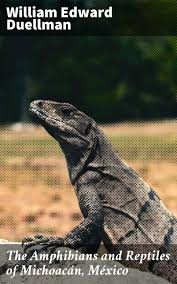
(0, 121), (177, 241)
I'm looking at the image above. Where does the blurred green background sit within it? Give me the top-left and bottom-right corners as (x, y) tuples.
(0, 36), (177, 123)
(1, 35), (177, 240)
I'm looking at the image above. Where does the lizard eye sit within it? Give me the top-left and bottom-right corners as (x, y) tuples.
(62, 109), (74, 117)
(84, 123), (92, 135)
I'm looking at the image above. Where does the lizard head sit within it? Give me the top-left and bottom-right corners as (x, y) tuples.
(29, 100), (96, 146)
(29, 100), (97, 182)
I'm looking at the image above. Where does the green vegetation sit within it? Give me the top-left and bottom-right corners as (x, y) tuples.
(1, 134), (177, 162)
(111, 135), (177, 162)
(0, 138), (62, 160)
(0, 36), (177, 123)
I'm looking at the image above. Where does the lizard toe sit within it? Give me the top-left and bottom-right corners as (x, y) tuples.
(22, 236), (34, 247)
(42, 237), (64, 250)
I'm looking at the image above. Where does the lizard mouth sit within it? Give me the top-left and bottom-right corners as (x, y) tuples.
(29, 103), (89, 142)
(29, 104), (48, 121)
(29, 104), (67, 131)
(29, 102), (92, 146)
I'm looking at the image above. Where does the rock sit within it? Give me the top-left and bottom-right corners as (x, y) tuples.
(0, 239), (9, 243)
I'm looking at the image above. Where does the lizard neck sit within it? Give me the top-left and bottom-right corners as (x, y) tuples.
(58, 136), (96, 185)
(87, 127), (119, 171)
(58, 126), (120, 185)
(71, 127), (119, 184)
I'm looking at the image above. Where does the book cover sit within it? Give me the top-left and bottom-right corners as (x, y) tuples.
(0, 1), (176, 283)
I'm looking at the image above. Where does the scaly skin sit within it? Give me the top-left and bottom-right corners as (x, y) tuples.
(23, 100), (177, 283)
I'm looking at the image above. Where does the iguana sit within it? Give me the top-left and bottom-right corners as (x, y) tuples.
(23, 100), (177, 282)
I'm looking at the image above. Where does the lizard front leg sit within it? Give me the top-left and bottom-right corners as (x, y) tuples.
(63, 187), (103, 253)
(22, 235), (64, 252)
(23, 187), (103, 254)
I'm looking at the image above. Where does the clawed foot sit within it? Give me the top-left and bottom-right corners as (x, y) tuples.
(22, 234), (64, 253)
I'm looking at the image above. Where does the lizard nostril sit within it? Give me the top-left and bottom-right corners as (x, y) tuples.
(38, 101), (43, 108)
